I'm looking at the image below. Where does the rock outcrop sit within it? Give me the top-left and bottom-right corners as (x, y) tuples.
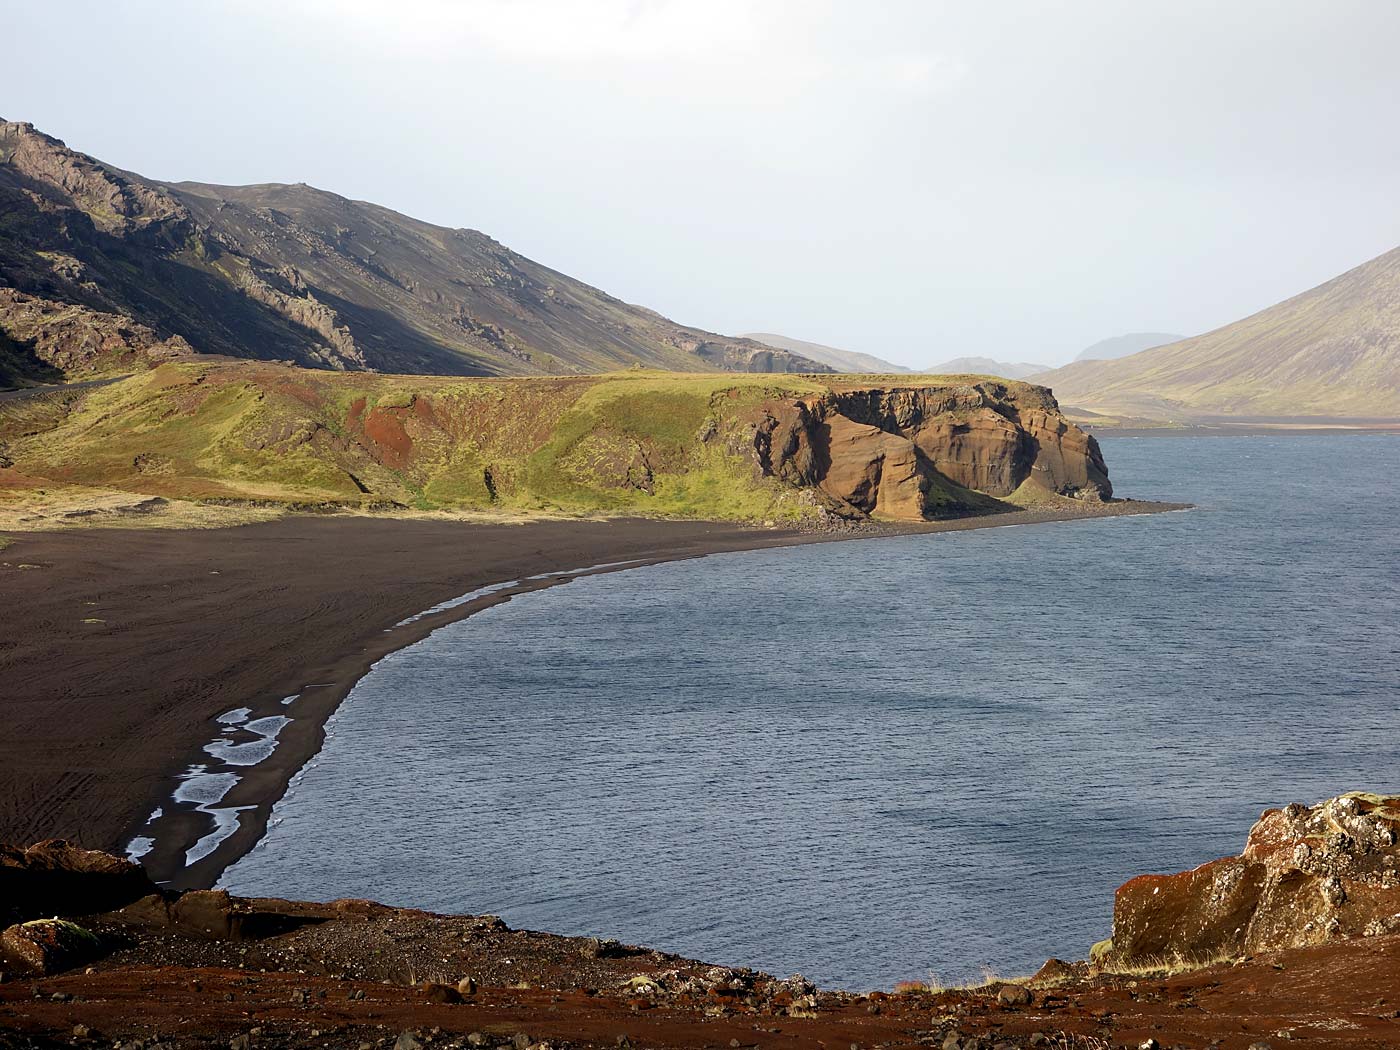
(0, 288), (194, 379)
(0, 120), (189, 241)
(753, 381), (1111, 519)
(0, 839), (157, 925)
(1105, 793), (1400, 965)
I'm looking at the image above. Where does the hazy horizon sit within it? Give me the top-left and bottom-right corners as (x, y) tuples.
(6, 1), (1399, 368)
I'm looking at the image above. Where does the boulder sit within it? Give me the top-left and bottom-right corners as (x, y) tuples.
(421, 981), (462, 1004)
(994, 982), (1032, 1007)
(0, 918), (103, 975)
(1029, 957), (1078, 985)
(1107, 793), (1400, 965)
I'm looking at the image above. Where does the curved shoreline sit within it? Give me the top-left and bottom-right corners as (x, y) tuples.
(143, 554), (732, 889)
(0, 501), (1187, 889)
(126, 499), (1188, 892)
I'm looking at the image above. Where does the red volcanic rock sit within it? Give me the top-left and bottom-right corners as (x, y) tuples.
(1108, 793), (1400, 965)
(421, 981), (464, 1004)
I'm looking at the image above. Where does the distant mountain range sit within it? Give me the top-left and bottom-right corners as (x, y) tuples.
(742, 333), (908, 373)
(0, 119), (826, 386)
(1037, 246), (1400, 419)
(924, 356), (1049, 380)
(1072, 333), (1185, 363)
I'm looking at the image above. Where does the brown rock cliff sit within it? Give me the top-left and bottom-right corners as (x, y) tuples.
(752, 380), (1111, 520)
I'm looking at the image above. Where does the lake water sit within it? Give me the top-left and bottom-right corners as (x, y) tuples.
(222, 433), (1400, 989)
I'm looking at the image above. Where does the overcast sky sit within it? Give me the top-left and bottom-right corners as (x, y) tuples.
(6, 1), (1400, 367)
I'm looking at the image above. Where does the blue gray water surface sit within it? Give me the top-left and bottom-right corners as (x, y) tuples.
(223, 434), (1400, 988)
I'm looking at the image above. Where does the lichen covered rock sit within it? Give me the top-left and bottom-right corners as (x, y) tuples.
(0, 917), (103, 975)
(1107, 793), (1400, 965)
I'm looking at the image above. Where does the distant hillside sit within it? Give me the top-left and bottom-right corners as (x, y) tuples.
(1073, 333), (1184, 362)
(923, 356), (1049, 380)
(1038, 247), (1400, 419)
(742, 332), (908, 373)
(0, 119), (825, 386)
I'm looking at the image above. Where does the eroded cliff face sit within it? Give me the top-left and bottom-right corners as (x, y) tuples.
(1106, 793), (1400, 965)
(749, 381), (1111, 520)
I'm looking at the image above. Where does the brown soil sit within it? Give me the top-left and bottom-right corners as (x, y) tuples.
(2, 889), (1399, 1050)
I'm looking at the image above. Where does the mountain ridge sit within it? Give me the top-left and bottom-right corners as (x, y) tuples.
(0, 119), (827, 385)
(741, 332), (908, 373)
(924, 355), (1049, 380)
(1071, 332), (1185, 363)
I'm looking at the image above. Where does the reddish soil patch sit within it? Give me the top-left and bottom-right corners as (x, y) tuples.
(361, 405), (414, 468)
(2, 889), (1399, 1049)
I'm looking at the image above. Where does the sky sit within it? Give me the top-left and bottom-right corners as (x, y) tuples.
(5, 1), (1400, 368)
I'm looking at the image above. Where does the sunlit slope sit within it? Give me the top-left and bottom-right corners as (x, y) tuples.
(1038, 246), (1400, 419)
(0, 362), (1112, 522)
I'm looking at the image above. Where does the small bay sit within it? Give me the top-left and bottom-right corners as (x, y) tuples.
(223, 433), (1400, 988)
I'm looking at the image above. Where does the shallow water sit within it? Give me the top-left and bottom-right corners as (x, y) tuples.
(223, 433), (1400, 988)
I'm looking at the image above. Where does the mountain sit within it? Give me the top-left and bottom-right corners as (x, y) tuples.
(1036, 246), (1400, 419)
(742, 332), (908, 373)
(0, 120), (826, 386)
(1072, 332), (1185, 362)
(922, 356), (1049, 380)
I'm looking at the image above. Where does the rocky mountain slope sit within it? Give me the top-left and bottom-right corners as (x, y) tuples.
(1070, 332), (1184, 363)
(0, 119), (824, 384)
(1037, 248), (1400, 419)
(924, 356), (1049, 380)
(741, 332), (908, 374)
(0, 362), (1110, 523)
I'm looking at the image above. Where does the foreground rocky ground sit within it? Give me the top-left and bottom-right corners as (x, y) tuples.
(6, 794), (1400, 1049)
